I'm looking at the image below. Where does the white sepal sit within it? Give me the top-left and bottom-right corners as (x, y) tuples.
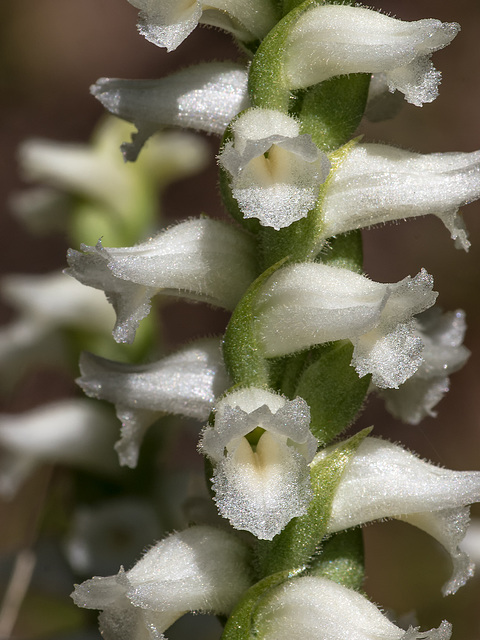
(255, 575), (452, 640)
(0, 400), (119, 498)
(77, 339), (231, 468)
(92, 63), (250, 161)
(219, 108), (330, 229)
(127, 0), (277, 51)
(256, 263), (437, 388)
(200, 388), (317, 540)
(66, 218), (258, 344)
(71, 526), (253, 640)
(321, 437), (480, 595)
(322, 143), (480, 251)
(379, 309), (470, 424)
(285, 5), (459, 106)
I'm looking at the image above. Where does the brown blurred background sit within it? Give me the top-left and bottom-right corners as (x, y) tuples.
(0, 0), (479, 638)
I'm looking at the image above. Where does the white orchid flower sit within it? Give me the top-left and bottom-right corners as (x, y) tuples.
(0, 400), (119, 499)
(71, 525), (253, 640)
(321, 143), (480, 251)
(218, 108), (331, 229)
(127, 0), (278, 52)
(255, 575), (451, 640)
(66, 218), (258, 344)
(321, 437), (480, 595)
(77, 338), (231, 468)
(256, 263), (437, 389)
(379, 309), (470, 424)
(92, 63), (250, 161)
(200, 387), (317, 540)
(284, 5), (459, 106)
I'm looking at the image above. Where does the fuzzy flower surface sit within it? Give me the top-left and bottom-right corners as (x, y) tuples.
(284, 4), (459, 106)
(200, 387), (317, 540)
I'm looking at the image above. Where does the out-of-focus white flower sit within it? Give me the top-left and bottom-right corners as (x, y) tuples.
(379, 309), (470, 424)
(0, 271), (115, 390)
(254, 575), (452, 640)
(66, 218), (258, 344)
(127, 0), (278, 51)
(320, 437), (480, 595)
(77, 339), (231, 468)
(218, 108), (330, 229)
(72, 525), (253, 640)
(459, 518), (480, 567)
(321, 143), (480, 251)
(284, 5), (459, 106)
(256, 263), (437, 389)
(200, 387), (317, 540)
(66, 498), (162, 576)
(0, 400), (119, 499)
(92, 63), (250, 161)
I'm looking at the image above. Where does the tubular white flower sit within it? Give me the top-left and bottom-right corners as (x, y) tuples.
(321, 143), (480, 251)
(284, 5), (459, 106)
(66, 218), (258, 344)
(379, 309), (470, 424)
(77, 339), (231, 468)
(256, 263), (437, 388)
(255, 575), (452, 640)
(127, 0), (278, 51)
(92, 63), (250, 161)
(0, 400), (119, 499)
(218, 108), (331, 229)
(71, 525), (253, 640)
(199, 387), (317, 540)
(320, 437), (480, 595)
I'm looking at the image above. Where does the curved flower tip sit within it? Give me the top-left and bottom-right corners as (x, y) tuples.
(219, 108), (330, 230)
(257, 263), (437, 388)
(200, 387), (317, 539)
(77, 338), (231, 468)
(127, 0), (277, 51)
(255, 576), (452, 640)
(321, 143), (480, 251)
(379, 308), (470, 424)
(91, 63), (250, 161)
(285, 5), (459, 106)
(322, 437), (480, 595)
(72, 526), (253, 640)
(66, 218), (258, 343)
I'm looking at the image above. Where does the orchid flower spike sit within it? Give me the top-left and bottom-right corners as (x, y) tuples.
(66, 218), (258, 344)
(77, 339), (231, 468)
(321, 437), (480, 595)
(199, 387), (317, 540)
(284, 4), (459, 106)
(321, 143), (480, 251)
(71, 525), (253, 640)
(127, 0), (278, 52)
(92, 63), (250, 162)
(218, 108), (330, 229)
(254, 576), (452, 640)
(0, 400), (119, 499)
(379, 309), (470, 425)
(256, 263), (437, 389)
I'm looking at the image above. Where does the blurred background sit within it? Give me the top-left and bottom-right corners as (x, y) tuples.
(0, 0), (479, 638)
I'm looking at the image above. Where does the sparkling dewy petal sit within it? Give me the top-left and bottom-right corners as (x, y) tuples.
(77, 338), (231, 468)
(321, 437), (480, 594)
(66, 218), (258, 344)
(284, 5), (459, 106)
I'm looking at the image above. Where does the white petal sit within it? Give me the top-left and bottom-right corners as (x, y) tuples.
(255, 576), (451, 640)
(322, 144), (480, 250)
(284, 5), (459, 105)
(78, 339), (231, 467)
(92, 63), (250, 161)
(323, 437), (480, 594)
(66, 218), (258, 343)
